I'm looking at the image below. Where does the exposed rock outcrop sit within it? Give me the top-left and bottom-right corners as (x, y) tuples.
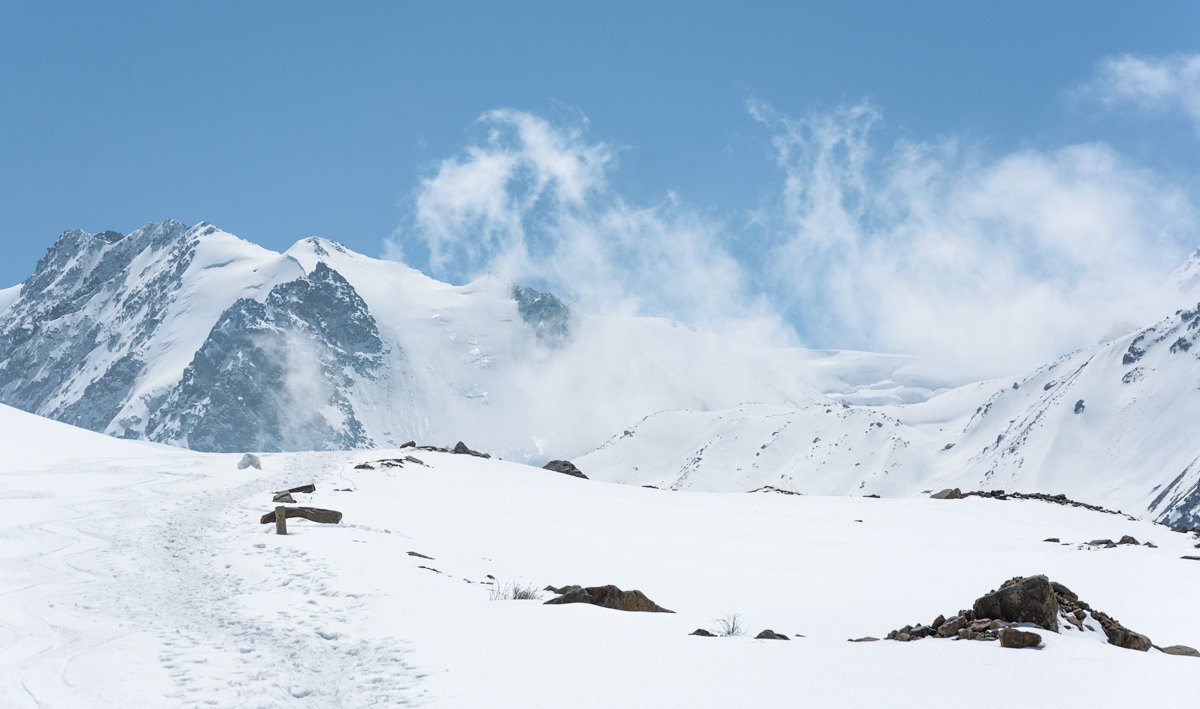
(543, 584), (673, 613)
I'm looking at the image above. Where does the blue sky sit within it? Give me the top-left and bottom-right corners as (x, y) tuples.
(3, 1), (1199, 361)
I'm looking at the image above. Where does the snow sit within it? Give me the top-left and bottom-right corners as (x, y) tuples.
(0, 284), (19, 314)
(2, 403), (1198, 707)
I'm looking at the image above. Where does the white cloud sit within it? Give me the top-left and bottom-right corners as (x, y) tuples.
(1081, 53), (1200, 132)
(389, 108), (793, 343)
(752, 99), (1198, 362)
(391, 101), (1199, 364)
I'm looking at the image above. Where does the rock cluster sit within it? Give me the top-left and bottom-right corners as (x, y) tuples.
(237, 453), (262, 470)
(880, 574), (1198, 655)
(393, 440), (491, 458)
(543, 584), (673, 613)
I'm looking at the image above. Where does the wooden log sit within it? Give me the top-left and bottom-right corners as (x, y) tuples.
(259, 506), (343, 525)
(275, 506), (287, 535)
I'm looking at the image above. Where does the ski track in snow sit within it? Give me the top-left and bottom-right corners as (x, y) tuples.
(2, 454), (419, 708)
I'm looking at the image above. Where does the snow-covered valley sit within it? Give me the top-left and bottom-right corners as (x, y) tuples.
(3, 403), (1199, 707)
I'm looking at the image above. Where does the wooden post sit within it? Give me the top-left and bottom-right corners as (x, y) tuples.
(275, 506), (287, 535)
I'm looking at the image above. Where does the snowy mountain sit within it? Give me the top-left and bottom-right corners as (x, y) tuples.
(0, 221), (1001, 459)
(579, 296), (1200, 527)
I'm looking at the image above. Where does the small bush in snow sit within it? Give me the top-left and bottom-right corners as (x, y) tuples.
(715, 613), (745, 637)
(489, 580), (542, 601)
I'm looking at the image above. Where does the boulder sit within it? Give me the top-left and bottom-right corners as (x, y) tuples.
(848, 636), (879, 642)
(1105, 626), (1152, 651)
(1088, 539), (1116, 548)
(1117, 535), (1139, 545)
(755, 629), (790, 640)
(936, 616), (967, 638)
(930, 488), (963, 499)
(543, 460), (587, 479)
(999, 628), (1042, 648)
(543, 584), (673, 613)
(690, 628), (716, 637)
(972, 575), (1060, 632)
(237, 453), (262, 470)
(1159, 645), (1200, 657)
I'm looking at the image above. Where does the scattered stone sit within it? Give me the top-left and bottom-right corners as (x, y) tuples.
(1088, 539), (1116, 548)
(1118, 535), (1140, 545)
(931, 614), (946, 629)
(755, 629), (790, 640)
(237, 453), (262, 470)
(969, 619), (993, 633)
(1181, 555), (1200, 561)
(543, 460), (587, 479)
(404, 455), (425, 465)
(354, 463), (374, 470)
(400, 441), (416, 448)
(1043, 537), (1060, 543)
(407, 551), (434, 560)
(930, 488), (963, 499)
(749, 485), (802, 495)
(417, 565), (440, 574)
(973, 575), (1060, 632)
(543, 584), (673, 613)
(848, 636), (879, 642)
(1158, 645), (1200, 657)
(690, 628), (716, 637)
(276, 483), (316, 495)
(999, 628), (1042, 648)
(272, 491), (295, 503)
(452, 441), (491, 458)
(1105, 627), (1152, 651)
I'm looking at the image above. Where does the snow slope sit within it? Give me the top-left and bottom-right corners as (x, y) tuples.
(579, 296), (1200, 526)
(2, 404), (1199, 707)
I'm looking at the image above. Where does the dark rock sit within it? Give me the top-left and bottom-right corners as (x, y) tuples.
(400, 441), (416, 448)
(1043, 537), (1060, 543)
(1105, 627), (1152, 651)
(691, 628), (716, 637)
(930, 488), (963, 499)
(543, 460), (587, 479)
(937, 616), (967, 638)
(272, 491), (295, 503)
(406, 551), (434, 560)
(931, 614), (946, 629)
(755, 629), (790, 640)
(999, 628), (1042, 648)
(1088, 539), (1115, 547)
(1117, 535), (1139, 545)
(1074, 399), (1085, 414)
(972, 575), (1060, 632)
(848, 636), (879, 642)
(543, 584), (673, 613)
(1181, 555), (1200, 561)
(969, 619), (993, 633)
(237, 453), (262, 470)
(1159, 645), (1200, 657)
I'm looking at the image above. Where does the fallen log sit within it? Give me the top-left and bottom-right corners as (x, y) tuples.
(259, 506), (342, 525)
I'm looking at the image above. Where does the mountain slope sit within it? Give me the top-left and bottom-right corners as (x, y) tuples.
(579, 298), (1200, 526)
(0, 222), (1002, 459)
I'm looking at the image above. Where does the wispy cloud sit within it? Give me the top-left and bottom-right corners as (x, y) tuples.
(752, 98), (1197, 362)
(388, 108), (791, 342)
(390, 95), (1198, 364)
(1078, 53), (1200, 132)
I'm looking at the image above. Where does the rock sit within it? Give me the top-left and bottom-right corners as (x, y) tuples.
(543, 584), (673, 613)
(937, 616), (967, 638)
(1088, 539), (1115, 547)
(1105, 626), (1152, 651)
(543, 460), (587, 479)
(406, 551), (434, 560)
(1159, 645), (1200, 657)
(257, 507), (343, 525)
(1064, 614), (1083, 631)
(931, 614), (946, 629)
(972, 575), (1060, 632)
(400, 441), (416, 448)
(969, 619), (993, 633)
(1181, 555), (1200, 561)
(930, 488), (962, 499)
(237, 453), (262, 470)
(755, 629), (790, 640)
(1073, 399), (1085, 414)
(690, 628), (716, 637)
(1043, 537), (1060, 543)
(451, 441), (491, 458)
(848, 636), (879, 642)
(999, 628), (1042, 648)
(272, 491), (295, 503)
(1117, 535), (1139, 545)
